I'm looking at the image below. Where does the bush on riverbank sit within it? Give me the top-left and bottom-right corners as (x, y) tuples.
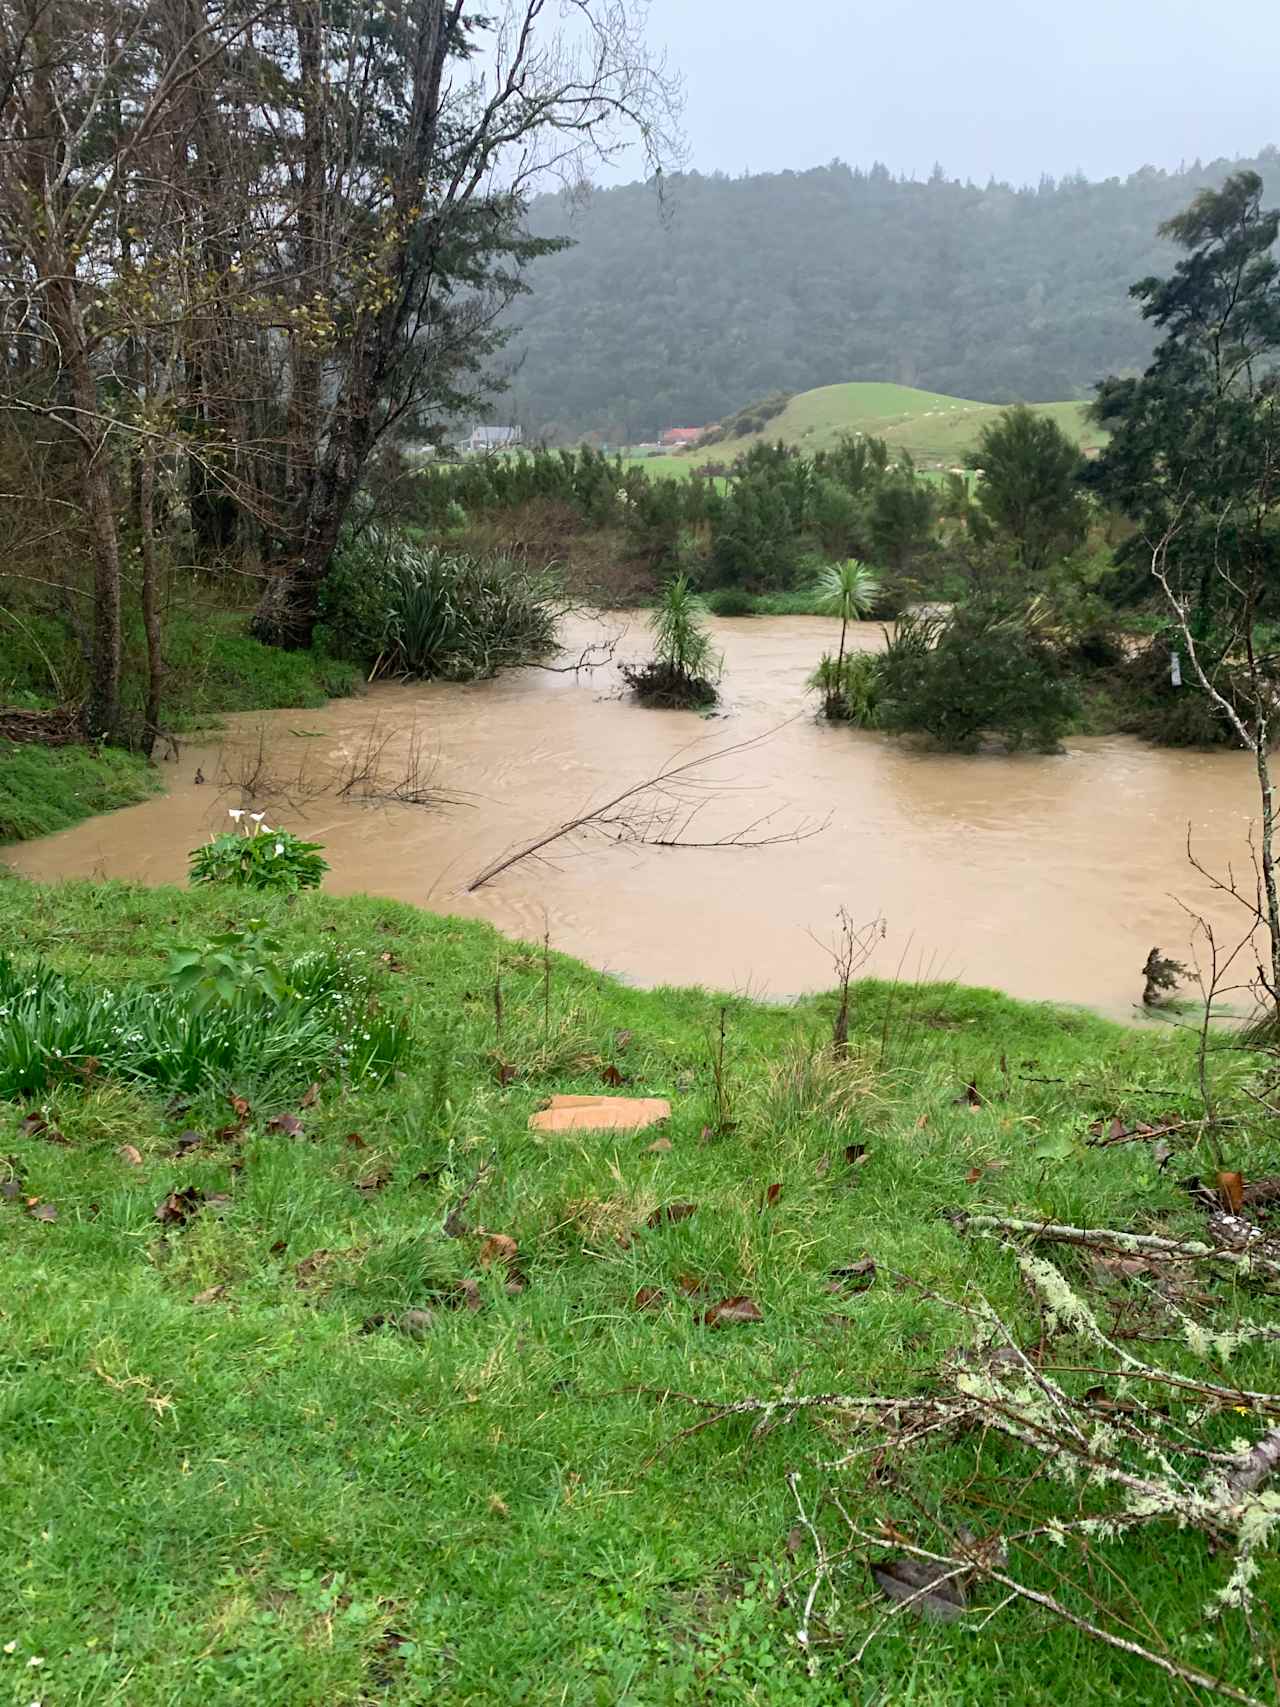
(317, 526), (562, 679)
(1, 875), (1277, 1703)
(877, 604), (1080, 751)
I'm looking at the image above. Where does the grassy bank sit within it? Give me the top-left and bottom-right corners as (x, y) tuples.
(0, 609), (361, 845)
(0, 742), (161, 843)
(1, 877), (1277, 1703)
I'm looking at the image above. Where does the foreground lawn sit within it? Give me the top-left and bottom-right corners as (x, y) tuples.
(1, 878), (1277, 1704)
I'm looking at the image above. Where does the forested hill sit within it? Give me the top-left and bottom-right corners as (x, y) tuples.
(501, 151), (1280, 441)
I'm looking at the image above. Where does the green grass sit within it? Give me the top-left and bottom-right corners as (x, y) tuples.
(153, 612), (361, 732)
(0, 607), (360, 735)
(1, 877), (1277, 1703)
(0, 742), (160, 843)
(650, 383), (1102, 469)
(0, 608), (361, 845)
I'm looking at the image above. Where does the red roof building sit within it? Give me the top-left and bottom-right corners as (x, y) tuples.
(660, 427), (705, 448)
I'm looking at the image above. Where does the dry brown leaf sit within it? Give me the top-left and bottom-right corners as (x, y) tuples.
(632, 1286), (665, 1312)
(192, 1284), (226, 1306)
(28, 1200), (58, 1223)
(155, 1186), (204, 1227)
(479, 1233), (519, 1270)
(266, 1112), (304, 1138)
(646, 1137), (673, 1153)
(1217, 1170), (1246, 1214)
(829, 1256), (877, 1293)
(295, 1248), (335, 1285)
(118, 1144), (144, 1167)
(703, 1295), (763, 1327)
(647, 1202), (696, 1229)
(300, 1083), (320, 1109)
(870, 1558), (967, 1622)
(761, 1182), (783, 1209)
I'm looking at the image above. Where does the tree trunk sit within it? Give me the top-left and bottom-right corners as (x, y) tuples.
(1254, 735), (1280, 1003)
(251, 401), (374, 647)
(139, 436), (165, 756)
(49, 277), (123, 740)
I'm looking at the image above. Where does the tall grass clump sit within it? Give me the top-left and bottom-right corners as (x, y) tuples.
(0, 948), (408, 1099)
(622, 574), (721, 708)
(318, 525), (562, 680)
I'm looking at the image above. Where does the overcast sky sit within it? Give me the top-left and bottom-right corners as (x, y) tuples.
(607, 0), (1280, 186)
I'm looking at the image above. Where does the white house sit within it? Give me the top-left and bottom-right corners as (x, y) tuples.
(465, 425), (523, 454)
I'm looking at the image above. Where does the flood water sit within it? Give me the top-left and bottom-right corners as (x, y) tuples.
(7, 614), (1265, 1018)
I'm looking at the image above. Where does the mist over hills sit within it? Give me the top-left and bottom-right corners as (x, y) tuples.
(498, 150), (1280, 441)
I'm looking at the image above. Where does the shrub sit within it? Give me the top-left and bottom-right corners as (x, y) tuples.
(878, 604), (1079, 751)
(317, 526), (561, 679)
(1116, 634), (1270, 747)
(706, 587), (755, 617)
(189, 812), (328, 893)
(622, 575), (721, 708)
(808, 651), (884, 728)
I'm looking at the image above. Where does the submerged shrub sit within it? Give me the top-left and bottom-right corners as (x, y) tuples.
(623, 575), (721, 708)
(705, 586), (755, 617)
(808, 651), (884, 728)
(1116, 634), (1273, 747)
(318, 525), (561, 679)
(189, 812), (328, 893)
(878, 604), (1079, 752)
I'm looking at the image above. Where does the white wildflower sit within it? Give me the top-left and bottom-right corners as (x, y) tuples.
(227, 808), (244, 822)
(250, 812), (264, 822)
(275, 842), (284, 856)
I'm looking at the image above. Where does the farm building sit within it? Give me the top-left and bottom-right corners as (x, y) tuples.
(464, 425), (523, 454)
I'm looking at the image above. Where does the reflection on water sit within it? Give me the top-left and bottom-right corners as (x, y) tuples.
(8, 613), (1261, 1018)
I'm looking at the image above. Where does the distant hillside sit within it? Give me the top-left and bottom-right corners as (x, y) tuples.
(500, 151), (1280, 440)
(683, 382), (1101, 467)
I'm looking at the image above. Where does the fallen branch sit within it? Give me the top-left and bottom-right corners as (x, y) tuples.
(835, 1514), (1268, 1707)
(1226, 1425), (1280, 1496)
(951, 1210), (1280, 1279)
(466, 719), (823, 891)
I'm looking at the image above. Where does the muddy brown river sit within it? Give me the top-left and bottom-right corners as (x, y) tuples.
(7, 614), (1265, 1018)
